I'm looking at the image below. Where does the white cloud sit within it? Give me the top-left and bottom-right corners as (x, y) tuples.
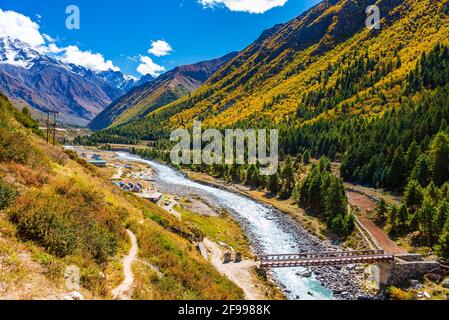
(59, 45), (120, 72)
(43, 34), (55, 43)
(0, 8), (45, 48)
(199, 0), (287, 13)
(0, 9), (122, 73)
(47, 43), (63, 54)
(137, 56), (165, 77)
(148, 40), (173, 57)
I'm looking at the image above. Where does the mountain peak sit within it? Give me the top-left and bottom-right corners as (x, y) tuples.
(0, 37), (41, 69)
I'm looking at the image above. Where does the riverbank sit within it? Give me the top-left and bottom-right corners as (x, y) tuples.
(182, 170), (376, 300)
(78, 148), (374, 300)
(71, 147), (282, 300)
(183, 170), (327, 240)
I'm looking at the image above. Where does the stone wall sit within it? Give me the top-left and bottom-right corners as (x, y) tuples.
(373, 257), (441, 288)
(388, 260), (441, 285)
(394, 254), (424, 262)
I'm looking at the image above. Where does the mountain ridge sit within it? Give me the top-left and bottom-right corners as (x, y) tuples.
(119, 0), (448, 133)
(0, 37), (149, 126)
(89, 51), (238, 130)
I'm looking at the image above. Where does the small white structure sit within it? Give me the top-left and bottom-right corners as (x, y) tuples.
(141, 192), (163, 203)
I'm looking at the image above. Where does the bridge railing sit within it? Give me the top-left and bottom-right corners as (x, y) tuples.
(258, 250), (395, 269)
(260, 250), (385, 262)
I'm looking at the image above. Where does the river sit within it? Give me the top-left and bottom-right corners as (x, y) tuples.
(116, 152), (335, 300)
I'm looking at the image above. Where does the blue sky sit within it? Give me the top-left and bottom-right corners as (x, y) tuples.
(0, 0), (320, 77)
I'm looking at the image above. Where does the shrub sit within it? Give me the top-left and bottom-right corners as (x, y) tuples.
(8, 180), (124, 264)
(385, 286), (415, 300)
(0, 178), (18, 210)
(0, 128), (32, 164)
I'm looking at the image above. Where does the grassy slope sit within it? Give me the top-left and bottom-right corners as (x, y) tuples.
(120, 0), (449, 132)
(0, 93), (244, 300)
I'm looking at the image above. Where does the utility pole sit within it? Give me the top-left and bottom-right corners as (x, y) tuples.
(46, 111), (50, 143)
(52, 112), (57, 146)
(45, 110), (58, 145)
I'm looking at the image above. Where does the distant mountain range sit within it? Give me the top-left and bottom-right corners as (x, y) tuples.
(0, 37), (150, 126)
(89, 51), (238, 130)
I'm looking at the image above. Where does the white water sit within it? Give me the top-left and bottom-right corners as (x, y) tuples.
(116, 152), (333, 300)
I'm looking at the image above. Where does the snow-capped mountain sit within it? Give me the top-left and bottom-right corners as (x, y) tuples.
(97, 70), (140, 92)
(0, 37), (43, 69)
(0, 37), (142, 126)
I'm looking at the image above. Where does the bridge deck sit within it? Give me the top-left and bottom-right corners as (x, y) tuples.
(259, 250), (394, 268)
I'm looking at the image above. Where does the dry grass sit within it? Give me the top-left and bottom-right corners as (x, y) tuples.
(176, 205), (252, 257)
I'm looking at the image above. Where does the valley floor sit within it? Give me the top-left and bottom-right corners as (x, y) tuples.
(184, 169), (408, 255)
(71, 146), (283, 300)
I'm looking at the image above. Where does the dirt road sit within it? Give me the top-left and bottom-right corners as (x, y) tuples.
(203, 238), (266, 300)
(346, 188), (406, 254)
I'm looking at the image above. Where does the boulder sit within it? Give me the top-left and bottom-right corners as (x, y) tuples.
(442, 278), (449, 289)
(301, 271), (312, 278)
(234, 252), (243, 263)
(223, 252), (232, 264)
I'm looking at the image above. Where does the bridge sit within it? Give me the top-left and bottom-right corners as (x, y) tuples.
(258, 250), (442, 289)
(259, 250), (395, 269)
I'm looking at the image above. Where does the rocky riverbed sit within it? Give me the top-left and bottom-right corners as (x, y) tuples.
(241, 201), (370, 300)
(153, 173), (370, 300)
(116, 152), (373, 300)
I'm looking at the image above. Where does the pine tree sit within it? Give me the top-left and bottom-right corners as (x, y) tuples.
(324, 177), (348, 226)
(435, 219), (449, 259)
(405, 141), (420, 174)
(388, 205), (399, 232)
(432, 199), (449, 237)
(246, 165), (258, 187)
(411, 154), (431, 187)
(280, 156), (295, 199)
(429, 132), (449, 186)
(398, 204), (409, 232)
(404, 179), (424, 213)
(387, 148), (406, 189)
(417, 196), (437, 244)
(376, 198), (388, 222)
(302, 150), (311, 165)
(268, 173), (281, 195)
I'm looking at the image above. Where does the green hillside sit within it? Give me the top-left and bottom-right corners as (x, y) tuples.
(0, 92), (244, 299)
(91, 0), (448, 139)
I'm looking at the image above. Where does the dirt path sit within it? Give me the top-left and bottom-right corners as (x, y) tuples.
(158, 196), (181, 219)
(112, 230), (138, 300)
(202, 238), (265, 300)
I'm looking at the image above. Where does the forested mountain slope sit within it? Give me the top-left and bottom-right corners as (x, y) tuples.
(96, 0), (448, 141)
(89, 52), (238, 130)
(83, 0), (449, 258)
